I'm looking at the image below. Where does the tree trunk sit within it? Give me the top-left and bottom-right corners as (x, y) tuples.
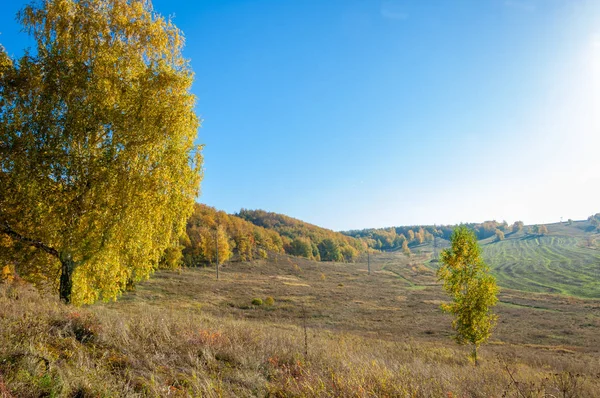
(472, 345), (478, 366)
(59, 255), (75, 304)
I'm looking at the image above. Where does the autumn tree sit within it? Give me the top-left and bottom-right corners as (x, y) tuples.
(415, 227), (425, 244)
(0, 0), (202, 304)
(512, 221), (524, 233)
(318, 239), (342, 262)
(202, 226), (232, 265)
(494, 229), (505, 241)
(437, 226), (499, 365)
(340, 244), (358, 262)
(402, 239), (411, 257)
(538, 224), (549, 236)
(289, 237), (313, 259)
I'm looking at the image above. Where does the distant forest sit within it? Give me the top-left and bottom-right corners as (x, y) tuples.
(181, 205), (367, 266)
(183, 209), (600, 265)
(343, 220), (523, 251)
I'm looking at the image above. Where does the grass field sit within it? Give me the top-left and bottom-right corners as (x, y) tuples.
(2, 249), (600, 396)
(115, 250), (600, 353)
(482, 234), (600, 298)
(1, 220), (600, 396)
(422, 221), (600, 298)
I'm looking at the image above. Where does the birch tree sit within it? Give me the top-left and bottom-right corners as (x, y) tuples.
(0, 0), (202, 304)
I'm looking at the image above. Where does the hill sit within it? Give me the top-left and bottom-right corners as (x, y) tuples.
(182, 208), (600, 298)
(181, 204), (285, 266)
(236, 208), (367, 262)
(180, 205), (367, 268)
(479, 220), (600, 298)
(346, 218), (600, 299)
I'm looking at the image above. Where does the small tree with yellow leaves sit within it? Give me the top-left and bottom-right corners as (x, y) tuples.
(437, 225), (498, 365)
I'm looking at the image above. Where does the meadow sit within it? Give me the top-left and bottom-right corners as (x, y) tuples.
(479, 224), (600, 298)
(2, 241), (600, 397)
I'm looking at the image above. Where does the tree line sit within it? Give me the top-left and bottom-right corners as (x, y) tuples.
(236, 209), (367, 262)
(343, 220), (541, 249)
(181, 204), (284, 266)
(178, 205), (369, 267)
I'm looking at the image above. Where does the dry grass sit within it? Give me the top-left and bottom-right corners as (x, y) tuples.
(1, 251), (599, 397)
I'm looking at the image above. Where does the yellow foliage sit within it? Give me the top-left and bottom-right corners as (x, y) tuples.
(437, 226), (499, 363)
(182, 204), (284, 265)
(0, 0), (202, 304)
(1, 265), (14, 284)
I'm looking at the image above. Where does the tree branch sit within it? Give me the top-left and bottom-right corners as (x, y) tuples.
(0, 219), (59, 258)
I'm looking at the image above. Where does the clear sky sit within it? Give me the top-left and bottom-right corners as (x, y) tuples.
(1, 0), (599, 231)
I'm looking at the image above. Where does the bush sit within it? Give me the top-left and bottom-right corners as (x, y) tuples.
(264, 296), (275, 306)
(251, 298), (263, 306)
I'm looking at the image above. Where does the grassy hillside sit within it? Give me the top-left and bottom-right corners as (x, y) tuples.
(374, 220), (600, 299)
(2, 213), (599, 396)
(482, 235), (600, 298)
(1, 251), (599, 396)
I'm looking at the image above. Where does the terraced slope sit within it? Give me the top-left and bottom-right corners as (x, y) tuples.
(482, 235), (600, 298)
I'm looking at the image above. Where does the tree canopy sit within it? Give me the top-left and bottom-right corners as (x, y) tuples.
(183, 204), (284, 266)
(0, 0), (202, 304)
(237, 209), (365, 262)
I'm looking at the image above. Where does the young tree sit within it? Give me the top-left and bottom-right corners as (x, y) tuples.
(0, 0), (202, 304)
(202, 226), (232, 265)
(538, 224), (549, 236)
(401, 239), (411, 257)
(437, 226), (499, 365)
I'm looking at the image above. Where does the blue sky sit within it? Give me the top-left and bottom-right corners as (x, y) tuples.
(1, 0), (599, 230)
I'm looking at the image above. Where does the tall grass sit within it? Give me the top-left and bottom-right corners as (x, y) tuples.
(1, 282), (598, 397)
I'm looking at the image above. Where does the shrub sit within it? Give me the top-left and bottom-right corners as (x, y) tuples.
(252, 298), (263, 306)
(1, 265), (14, 284)
(264, 296), (275, 306)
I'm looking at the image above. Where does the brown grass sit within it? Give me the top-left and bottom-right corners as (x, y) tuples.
(1, 251), (599, 397)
